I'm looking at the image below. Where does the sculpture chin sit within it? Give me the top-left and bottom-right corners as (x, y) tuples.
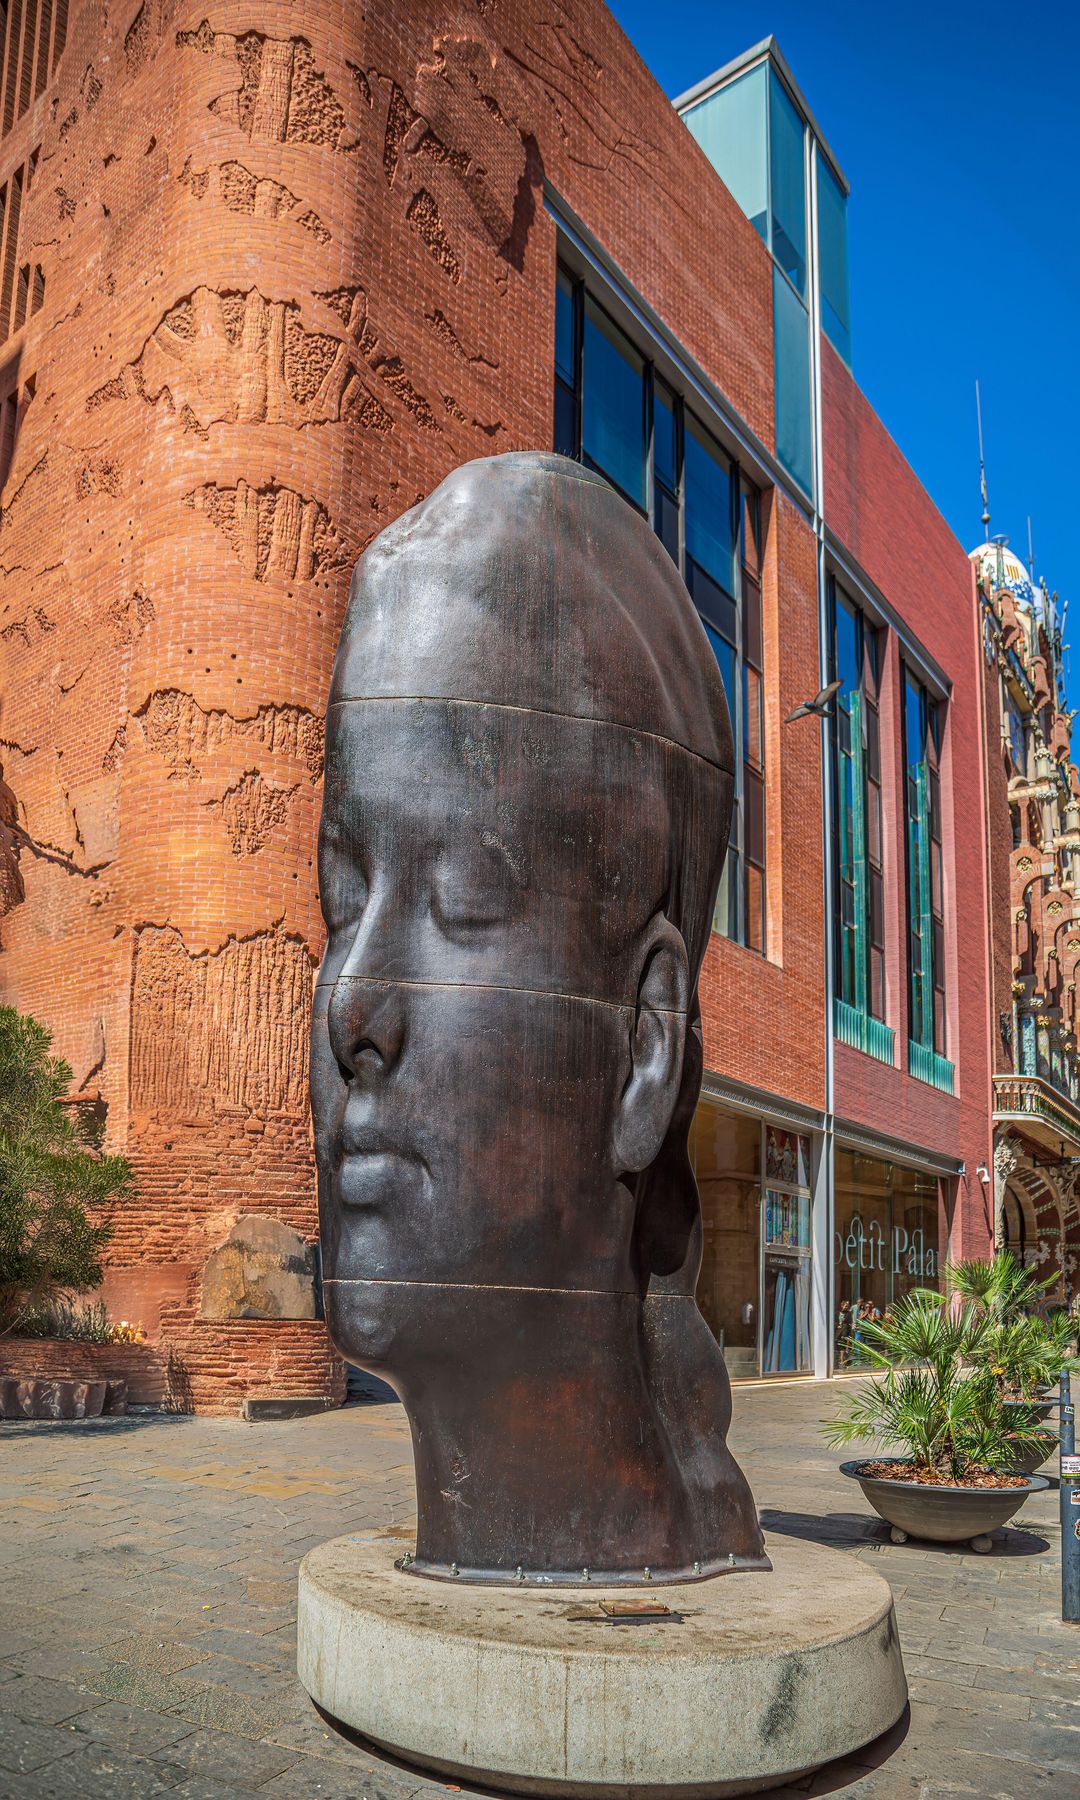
(323, 1277), (406, 1375)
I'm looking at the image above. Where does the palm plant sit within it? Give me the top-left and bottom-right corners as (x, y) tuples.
(823, 1288), (1047, 1481)
(947, 1250), (1055, 1325)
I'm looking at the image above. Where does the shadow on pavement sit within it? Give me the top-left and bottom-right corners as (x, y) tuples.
(0, 1407), (195, 1436)
(760, 1506), (1051, 1558)
(759, 1506), (880, 1547)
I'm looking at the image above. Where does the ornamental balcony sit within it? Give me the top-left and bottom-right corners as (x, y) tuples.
(992, 1072), (1080, 1155)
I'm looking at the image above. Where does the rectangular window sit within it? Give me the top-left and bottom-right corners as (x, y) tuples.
(773, 266), (812, 497)
(555, 263), (766, 953)
(768, 69), (807, 297)
(682, 62), (769, 242)
(817, 158), (851, 365)
(581, 292), (646, 510)
(831, 578), (886, 1039)
(903, 668), (950, 1078)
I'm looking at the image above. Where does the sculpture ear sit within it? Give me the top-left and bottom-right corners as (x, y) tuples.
(613, 917), (690, 1175)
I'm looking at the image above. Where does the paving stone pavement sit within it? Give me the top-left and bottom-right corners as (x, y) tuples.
(1, 1380), (1077, 1800)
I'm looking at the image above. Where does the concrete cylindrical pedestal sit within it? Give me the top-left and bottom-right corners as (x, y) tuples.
(298, 1534), (907, 1797)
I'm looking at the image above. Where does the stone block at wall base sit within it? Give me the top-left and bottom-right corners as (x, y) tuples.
(0, 1338), (168, 1406)
(242, 1396), (339, 1421)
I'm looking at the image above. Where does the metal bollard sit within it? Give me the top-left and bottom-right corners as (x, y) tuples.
(1061, 1368), (1079, 1623)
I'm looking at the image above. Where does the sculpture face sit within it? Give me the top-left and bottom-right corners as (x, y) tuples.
(312, 452), (767, 1585)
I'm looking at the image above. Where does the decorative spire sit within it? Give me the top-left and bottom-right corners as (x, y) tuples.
(976, 378), (991, 532)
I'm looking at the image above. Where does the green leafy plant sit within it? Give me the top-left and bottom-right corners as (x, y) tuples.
(823, 1288), (1047, 1481)
(0, 1006), (134, 1336)
(16, 1298), (113, 1342)
(948, 1250), (1055, 1326)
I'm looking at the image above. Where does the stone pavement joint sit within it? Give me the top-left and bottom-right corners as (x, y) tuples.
(1, 1384), (1076, 1799)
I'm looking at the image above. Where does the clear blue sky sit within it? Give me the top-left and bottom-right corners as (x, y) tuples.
(608, 0), (1080, 699)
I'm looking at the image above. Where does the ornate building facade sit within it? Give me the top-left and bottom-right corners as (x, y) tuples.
(976, 539), (1080, 1302)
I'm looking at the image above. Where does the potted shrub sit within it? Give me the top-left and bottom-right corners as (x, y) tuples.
(825, 1288), (1049, 1552)
(949, 1252), (1078, 1471)
(0, 1006), (135, 1418)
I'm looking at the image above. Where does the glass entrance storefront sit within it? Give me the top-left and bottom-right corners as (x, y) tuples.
(761, 1127), (813, 1373)
(690, 1100), (815, 1378)
(833, 1146), (940, 1366)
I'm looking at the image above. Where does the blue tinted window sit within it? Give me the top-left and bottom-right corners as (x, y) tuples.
(773, 267), (812, 497)
(654, 379), (677, 494)
(769, 71), (806, 296)
(683, 63), (768, 240)
(817, 159), (850, 364)
(582, 296), (646, 508)
(703, 620), (736, 718)
(835, 591), (859, 695)
(555, 267), (575, 385)
(684, 412), (733, 594)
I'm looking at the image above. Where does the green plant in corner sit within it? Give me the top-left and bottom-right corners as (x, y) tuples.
(823, 1288), (1047, 1482)
(0, 1006), (134, 1337)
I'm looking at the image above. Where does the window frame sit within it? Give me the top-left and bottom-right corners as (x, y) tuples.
(829, 575), (885, 1025)
(902, 667), (946, 1057)
(554, 261), (766, 954)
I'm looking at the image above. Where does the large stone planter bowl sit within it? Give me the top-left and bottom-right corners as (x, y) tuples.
(840, 1460), (1048, 1553)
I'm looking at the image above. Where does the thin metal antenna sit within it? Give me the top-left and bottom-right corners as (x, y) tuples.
(976, 379), (990, 533)
(1027, 515), (1036, 583)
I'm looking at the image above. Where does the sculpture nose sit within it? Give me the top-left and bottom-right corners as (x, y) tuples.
(326, 974), (406, 1079)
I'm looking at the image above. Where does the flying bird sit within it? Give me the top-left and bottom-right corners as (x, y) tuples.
(784, 678), (843, 724)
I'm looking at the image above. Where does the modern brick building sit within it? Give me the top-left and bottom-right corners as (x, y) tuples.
(0, 0), (997, 1409)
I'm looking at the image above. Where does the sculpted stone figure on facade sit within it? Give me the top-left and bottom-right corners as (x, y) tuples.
(310, 450), (768, 1583)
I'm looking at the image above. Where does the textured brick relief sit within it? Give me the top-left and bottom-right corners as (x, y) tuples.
(106, 590), (156, 646)
(2, 607), (56, 648)
(176, 23), (354, 149)
(206, 769), (298, 856)
(125, 0), (180, 73)
(129, 924), (315, 1118)
(87, 288), (398, 433)
(316, 285), (441, 431)
(184, 481), (348, 584)
(405, 188), (461, 282)
(178, 157), (331, 245)
(425, 306), (499, 369)
(134, 689), (324, 784)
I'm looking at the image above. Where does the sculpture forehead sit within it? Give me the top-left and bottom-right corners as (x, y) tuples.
(329, 452), (734, 776)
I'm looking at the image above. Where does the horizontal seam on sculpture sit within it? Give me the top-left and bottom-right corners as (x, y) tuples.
(325, 694), (730, 772)
(323, 1279), (697, 1297)
(313, 975), (687, 1013)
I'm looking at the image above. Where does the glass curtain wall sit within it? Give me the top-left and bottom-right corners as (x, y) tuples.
(682, 63), (814, 497)
(816, 158), (851, 365)
(554, 265), (766, 951)
(832, 579), (889, 1060)
(834, 1149), (940, 1365)
(903, 670), (952, 1089)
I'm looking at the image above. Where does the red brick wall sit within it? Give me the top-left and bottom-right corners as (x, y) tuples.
(822, 341), (993, 1256)
(0, 1336), (169, 1405)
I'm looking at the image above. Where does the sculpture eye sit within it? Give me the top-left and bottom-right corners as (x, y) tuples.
(431, 855), (512, 940)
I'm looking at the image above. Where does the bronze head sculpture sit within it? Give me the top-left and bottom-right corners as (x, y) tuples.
(311, 451), (768, 1585)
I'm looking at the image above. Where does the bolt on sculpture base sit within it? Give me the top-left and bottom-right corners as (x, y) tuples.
(298, 1533), (907, 1798)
